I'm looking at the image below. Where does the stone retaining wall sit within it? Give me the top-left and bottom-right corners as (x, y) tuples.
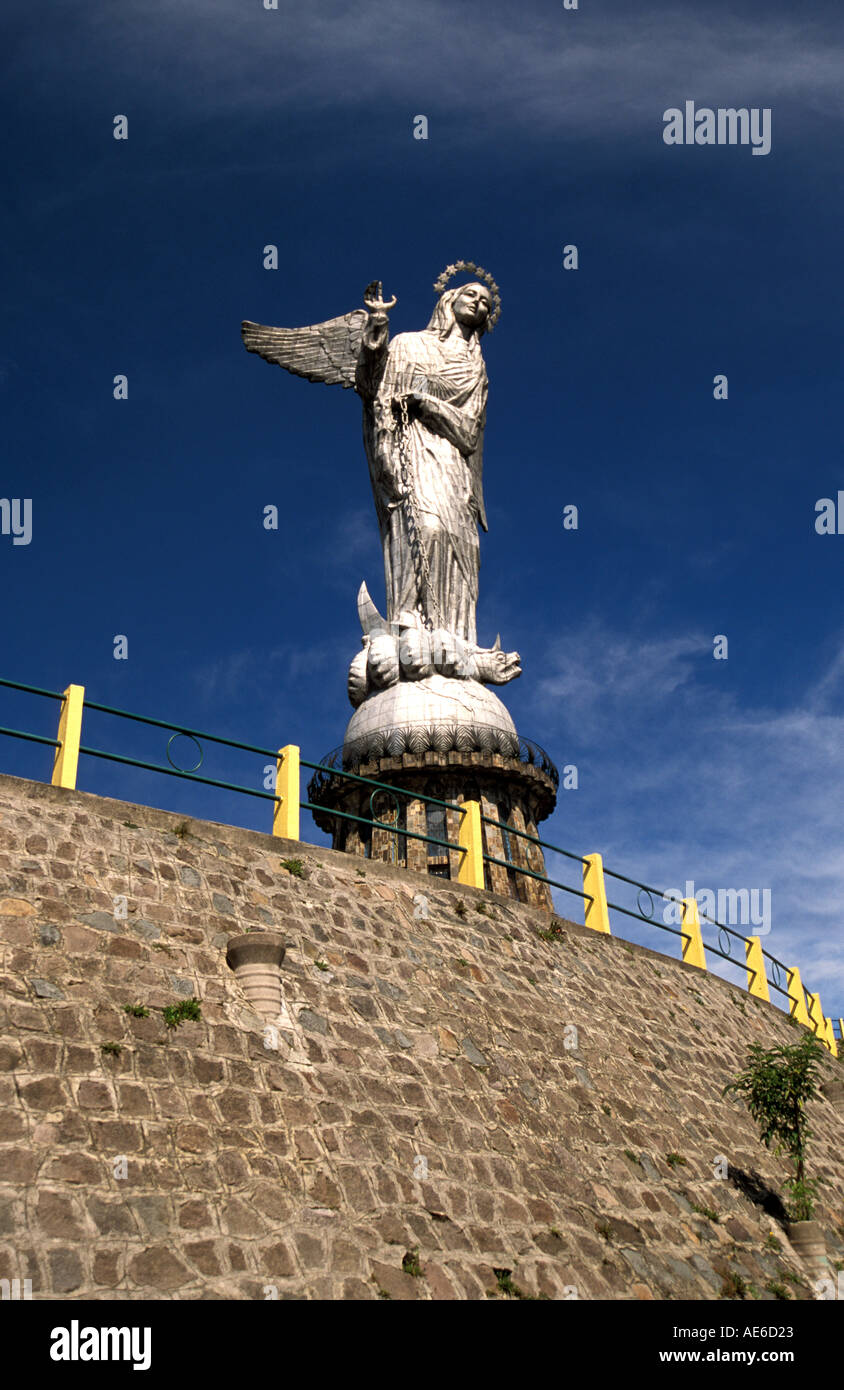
(0, 772), (842, 1300)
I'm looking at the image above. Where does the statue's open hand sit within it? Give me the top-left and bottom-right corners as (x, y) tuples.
(363, 280), (397, 315)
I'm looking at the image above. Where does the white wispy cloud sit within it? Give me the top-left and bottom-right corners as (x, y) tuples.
(192, 636), (350, 710)
(11, 1), (844, 136)
(530, 621), (844, 1014)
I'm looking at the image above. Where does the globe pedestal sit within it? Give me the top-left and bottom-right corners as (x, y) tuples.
(308, 677), (558, 910)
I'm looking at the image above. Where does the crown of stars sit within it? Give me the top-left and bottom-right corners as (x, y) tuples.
(433, 261), (501, 330)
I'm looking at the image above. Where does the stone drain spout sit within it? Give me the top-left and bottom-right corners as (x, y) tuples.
(225, 931), (286, 1021)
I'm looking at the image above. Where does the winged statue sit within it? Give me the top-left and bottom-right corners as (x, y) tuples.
(242, 267), (521, 706)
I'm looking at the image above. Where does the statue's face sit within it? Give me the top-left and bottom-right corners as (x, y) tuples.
(452, 283), (492, 329)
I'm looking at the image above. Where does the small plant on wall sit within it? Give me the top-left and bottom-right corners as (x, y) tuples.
(162, 997), (202, 1030)
(724, 1032), (825, 1221)
(123, 1003), (149, 1018)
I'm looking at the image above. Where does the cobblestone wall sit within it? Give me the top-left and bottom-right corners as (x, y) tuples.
(1, 772), (842, 1300)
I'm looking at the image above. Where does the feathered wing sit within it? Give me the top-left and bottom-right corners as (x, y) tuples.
(241, 309), (368, 389)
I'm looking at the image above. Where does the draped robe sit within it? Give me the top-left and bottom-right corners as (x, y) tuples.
(356, 307), (488, 646)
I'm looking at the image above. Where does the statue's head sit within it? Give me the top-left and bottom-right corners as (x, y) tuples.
(428, 284), (492, 341)
(452, 283), (493, 333)
(429, 262), (501, 340)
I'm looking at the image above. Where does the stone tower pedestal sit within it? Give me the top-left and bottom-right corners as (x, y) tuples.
(308, 675), (558, 909)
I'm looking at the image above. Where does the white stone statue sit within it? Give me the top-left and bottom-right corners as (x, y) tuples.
(242, 263), (522, 759)
(355, 276), (489, 648)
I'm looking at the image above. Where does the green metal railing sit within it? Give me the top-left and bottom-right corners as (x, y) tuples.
(302, 757), (462, 854)
(479, 810), (593, 908)
(0, 676), (472, 869)
(0, 674), (839, 1052)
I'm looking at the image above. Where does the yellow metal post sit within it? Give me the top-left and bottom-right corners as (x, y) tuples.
(681, 898), (707, 971)
(806, 990), (824, 1037)
(273, 745), (300, 841)
(745, 935), (770, 1002)
(51, 684), (85, 790)
(786, 966), (810, 1027)
(582, 853), (611, 934)
(457, 799), (484, 888)
(806, 994), (837, 1055)
(824, 1018), (838, 1059)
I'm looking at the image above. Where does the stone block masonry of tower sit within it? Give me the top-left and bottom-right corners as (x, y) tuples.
(308, 748), (557, 911)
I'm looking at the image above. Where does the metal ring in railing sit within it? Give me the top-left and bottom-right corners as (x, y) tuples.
(605, 898), (684, 938)
(166, 732), (204, 773)
(637, 888), (655, 920)
(369, 787), (400, 832)
(770, 959), (784, 990)
(82, 698), (277, 757)
(718, 927), (733, 958)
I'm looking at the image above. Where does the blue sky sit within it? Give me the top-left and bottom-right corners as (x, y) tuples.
(2, 0), (843, 1018)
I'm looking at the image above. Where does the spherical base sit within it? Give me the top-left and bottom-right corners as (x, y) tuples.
(343, 675), (519, 762)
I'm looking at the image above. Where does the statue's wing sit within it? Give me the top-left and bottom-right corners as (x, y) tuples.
(241, 309), (368, 389)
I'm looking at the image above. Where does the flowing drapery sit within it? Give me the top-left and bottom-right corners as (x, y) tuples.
(357, 301), (488, 644)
